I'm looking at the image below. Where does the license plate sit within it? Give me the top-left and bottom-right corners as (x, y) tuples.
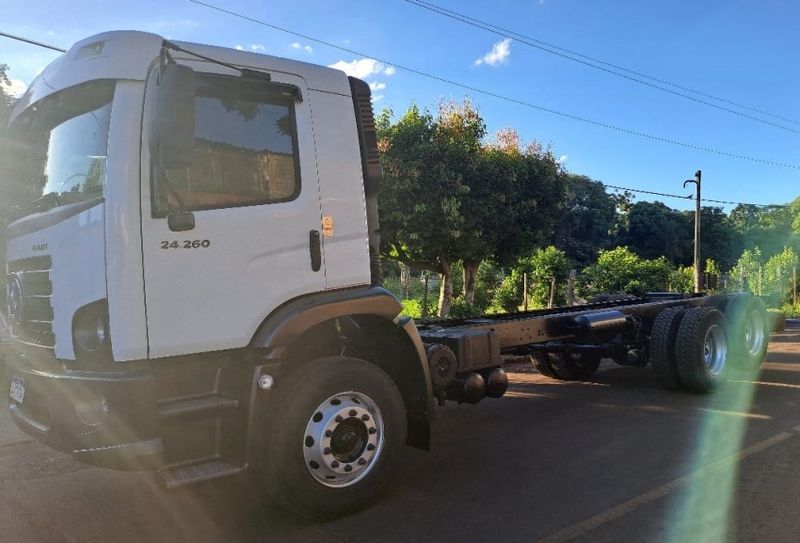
(9, 377), (25, 404)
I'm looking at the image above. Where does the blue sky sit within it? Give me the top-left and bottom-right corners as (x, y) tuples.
(2, 0), (799, 212)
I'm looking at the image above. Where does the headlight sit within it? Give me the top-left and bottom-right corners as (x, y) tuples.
(72, 301), (110, 355)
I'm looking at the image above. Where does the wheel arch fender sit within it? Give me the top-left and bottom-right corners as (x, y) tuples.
(250, 286), (434, 450)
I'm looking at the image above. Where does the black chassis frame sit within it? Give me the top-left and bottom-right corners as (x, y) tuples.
(416, 293), (720, 371)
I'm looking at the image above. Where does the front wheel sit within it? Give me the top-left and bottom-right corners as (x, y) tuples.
(259, 356), (406, 519)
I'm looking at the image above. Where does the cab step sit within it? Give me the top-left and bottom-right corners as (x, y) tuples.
(159, 458), (244, 488)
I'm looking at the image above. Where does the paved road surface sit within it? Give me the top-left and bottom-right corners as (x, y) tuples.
(3, 324), (800, 542)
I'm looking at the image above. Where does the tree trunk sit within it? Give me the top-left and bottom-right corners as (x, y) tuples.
(463, 260), (479, 305)
(399, 262), (412, 300)
(438, 259), (454, 317)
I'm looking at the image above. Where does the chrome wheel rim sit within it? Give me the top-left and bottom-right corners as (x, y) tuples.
(743, 310), (766, 357)
(303, 391), (384, 488)
(703, 324), (728, 376)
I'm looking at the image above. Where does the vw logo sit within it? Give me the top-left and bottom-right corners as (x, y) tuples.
(7, 275), (24, 325)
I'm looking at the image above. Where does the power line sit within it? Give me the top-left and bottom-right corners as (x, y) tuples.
(405, 0), (800, 130)
(604, 184), (786, 208)
(186, 0), (800, 171)
(0, 30), (65, 52)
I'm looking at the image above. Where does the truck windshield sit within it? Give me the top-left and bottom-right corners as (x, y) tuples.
(6, 80), (115, 217)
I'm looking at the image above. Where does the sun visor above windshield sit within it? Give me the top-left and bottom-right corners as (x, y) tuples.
(10, 31), (164, 125)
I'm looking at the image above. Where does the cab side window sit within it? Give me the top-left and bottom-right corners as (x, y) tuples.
(155, 74), (300, 213)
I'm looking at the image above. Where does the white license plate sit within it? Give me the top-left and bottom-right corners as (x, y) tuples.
(9, 377), (25, 404)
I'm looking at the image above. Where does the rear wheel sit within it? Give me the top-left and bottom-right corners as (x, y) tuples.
(550, 351), (602, 380)
(725, 296), (768, 372)
(649, 307), (687, 389)
(675, 307), (729, 393)
(530, 352), (559, 379)
(259, 356), (406, 519)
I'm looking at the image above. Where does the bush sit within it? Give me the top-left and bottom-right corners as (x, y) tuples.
(490, 246), (571, 312)
(764, 247), (798, 303)
(781, 302), (800, 319)
(578, 246), (670, 297)
(400, 298), (437, 319)
(449, 297), (483, 318)
(669, 266), (694, 293)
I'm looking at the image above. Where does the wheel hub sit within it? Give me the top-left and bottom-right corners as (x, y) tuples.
(703, 323), (728, 376)
(303, 391), (383, 488)
(744, 310), (766, 357)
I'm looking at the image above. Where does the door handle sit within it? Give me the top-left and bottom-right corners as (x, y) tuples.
(309, 230), (321, 271)
(168, 211), (195, 232)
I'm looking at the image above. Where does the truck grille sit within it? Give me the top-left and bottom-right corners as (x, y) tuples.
(7, 256), (55, 348)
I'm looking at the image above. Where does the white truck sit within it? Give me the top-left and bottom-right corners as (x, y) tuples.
(4, 31), (769, 519)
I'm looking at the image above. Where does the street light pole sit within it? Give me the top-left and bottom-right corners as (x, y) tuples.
(684, 170), (702, 292)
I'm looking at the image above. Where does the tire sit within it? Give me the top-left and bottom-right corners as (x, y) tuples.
(649, 307), (687, 389)
(675, 307), (730, 393)
(530, 352), (559, 379)
(549, 351), (602, 380)
(259, 356), (406, 519)
(724, 295), (768, 372)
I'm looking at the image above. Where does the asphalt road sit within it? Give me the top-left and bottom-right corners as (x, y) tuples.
(3, 324), (800, 543)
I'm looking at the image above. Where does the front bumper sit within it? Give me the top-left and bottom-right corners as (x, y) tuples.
(6, 349), (163, 470)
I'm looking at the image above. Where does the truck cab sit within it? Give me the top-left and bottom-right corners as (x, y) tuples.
(4, 31), (432, 519)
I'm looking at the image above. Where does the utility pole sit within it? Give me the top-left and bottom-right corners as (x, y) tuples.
(684, 170), (702, 293)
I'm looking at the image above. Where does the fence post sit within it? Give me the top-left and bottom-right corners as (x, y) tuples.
(794, 265), (797, 306)
(567, 269), (576, 306)
(523, 273), (529, 311)
(548, 277), (556, 309)
(421, 272), (430, 318)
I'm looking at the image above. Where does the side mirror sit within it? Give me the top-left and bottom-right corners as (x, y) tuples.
(154, 64), (196, 170)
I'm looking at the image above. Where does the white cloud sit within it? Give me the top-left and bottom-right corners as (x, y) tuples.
(328, 58), (397, 79)
(372, 94), (384, 103)
(250, 44), (265, 52)
(369, 81), (386, 91)
(1, 78), (27, 98)
(235, 44), (244, 51)
(290, 42), (313, 54)
(474, 38), (512, 67)
(557, 154), (569, 164)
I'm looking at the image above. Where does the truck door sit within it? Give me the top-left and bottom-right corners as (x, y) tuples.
(140, 68), (324, 359)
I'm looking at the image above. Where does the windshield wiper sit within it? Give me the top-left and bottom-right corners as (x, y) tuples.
(30, 192), (60, 213)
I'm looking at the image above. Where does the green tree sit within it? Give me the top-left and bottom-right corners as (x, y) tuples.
(378, 102), (481, 316)
(669, 265), (695, 293)
(729, 247), (764, 294)
(489, 246), (571, 312)
(617, 201), (691, 264)
(378, 104), (565, 316)
(763, 247), (798, 303)
(552, 174), (617, 267)
(694, 207), (740, 271)
(1, 65), (20, 292)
